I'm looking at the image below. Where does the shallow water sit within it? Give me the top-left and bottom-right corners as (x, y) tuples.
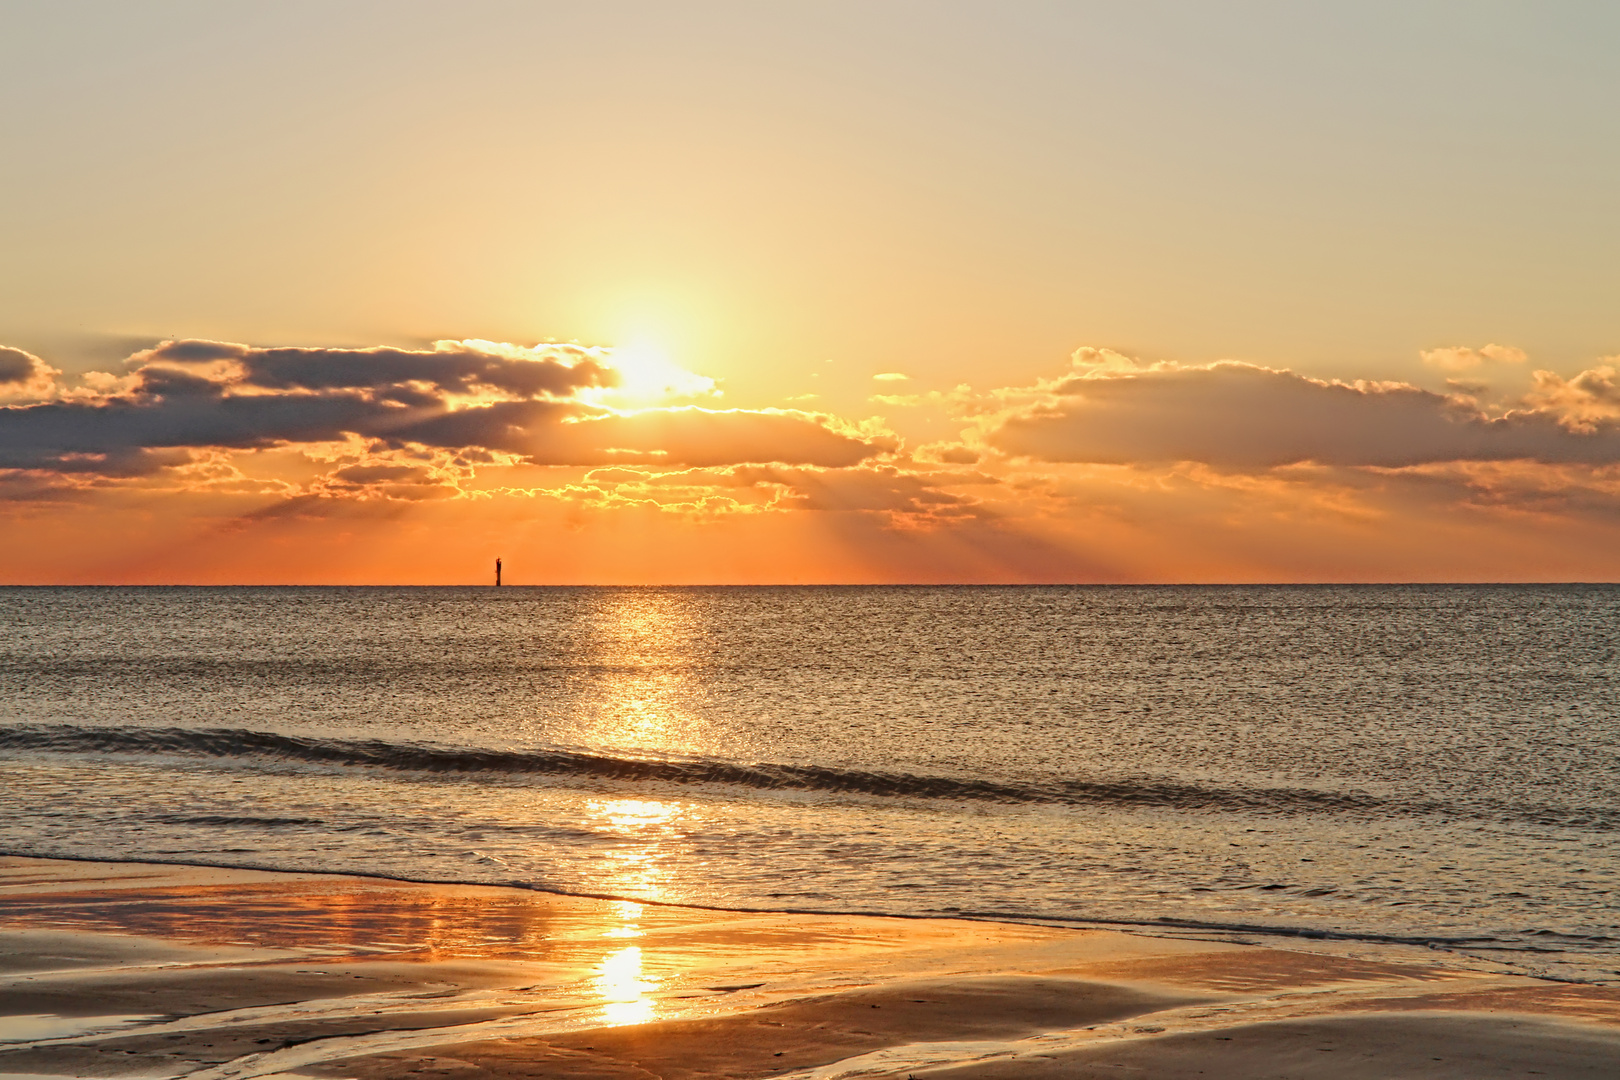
(2, 585), (1617, 981)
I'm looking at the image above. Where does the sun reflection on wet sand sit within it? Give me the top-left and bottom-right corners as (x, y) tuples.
(604, 899), (645, 939)
(595, 943), (656, 1025)
(530, 594), (716, 1025)
(0, 879), (568, 959)
(13, 857), (1620, 1080)
(583, 813), (670, 1022)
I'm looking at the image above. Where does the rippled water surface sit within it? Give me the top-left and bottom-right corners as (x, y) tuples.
(2, 585), (1617, 980)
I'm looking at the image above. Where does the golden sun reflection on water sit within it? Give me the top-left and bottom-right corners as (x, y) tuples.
(570, 595), (712, 1025)
(576, 590), (714, 753)
(610, 670), (687, 747)
(587, 796), (683, 903)
(599, 797), (681, 830)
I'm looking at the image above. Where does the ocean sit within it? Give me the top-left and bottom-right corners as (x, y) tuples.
(2, 585), (1616, 983)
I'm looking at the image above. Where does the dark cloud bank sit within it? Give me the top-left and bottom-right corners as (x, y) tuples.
(0, 340), (892, 480)
(989, 362), (1620, 468)
(10, 341), (1620, 522)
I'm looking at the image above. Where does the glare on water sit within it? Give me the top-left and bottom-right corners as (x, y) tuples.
(2, 584), (1619, 983)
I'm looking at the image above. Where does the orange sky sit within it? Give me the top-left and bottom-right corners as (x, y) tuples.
(4, 4), (1620, 583)
(5, 337), (1620, 583)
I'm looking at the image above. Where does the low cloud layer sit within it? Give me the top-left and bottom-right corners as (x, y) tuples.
(567, 462), (994, 522)
(132, 339), (614, 399)
(12, 336), (1620, 583)
(0, 339), (894, 484)
(987, 355), (1620, 468)
(1420, 343), (1527, 371)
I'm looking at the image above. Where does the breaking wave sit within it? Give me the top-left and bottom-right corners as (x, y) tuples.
(2, 723), (1611, 829)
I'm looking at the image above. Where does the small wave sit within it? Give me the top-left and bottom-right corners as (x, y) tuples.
(1, 723), (1610, 828)
(147, 813), (325, 828)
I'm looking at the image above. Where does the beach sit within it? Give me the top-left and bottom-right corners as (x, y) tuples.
(8, 586), (1619, 987)
(4, 855), (1618, 1079)
(11, 0), (1620, 1067)
(5, 587), (1620, 1076)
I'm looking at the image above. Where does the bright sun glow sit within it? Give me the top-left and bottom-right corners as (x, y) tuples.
(595, 944), (657, 1026)
(597, 341), (717, 407)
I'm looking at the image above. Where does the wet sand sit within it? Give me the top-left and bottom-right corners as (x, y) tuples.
(1, 855), (1617, 1079)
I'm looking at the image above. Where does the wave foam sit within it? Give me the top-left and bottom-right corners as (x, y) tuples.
(2, 723), (1609, 828)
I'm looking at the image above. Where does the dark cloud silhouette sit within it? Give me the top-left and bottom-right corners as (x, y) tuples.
(990, 362), (1620, 468)
(0, 393), (387, 472)
(132, 366), (230, 398)
(138, 340), (245, 364)
(0, 339), (894, 484)
(132, 338), (615, 398)
(0, 346), (57, 398)
(530, 410), (897, 468)
(0, 348), (38, 384)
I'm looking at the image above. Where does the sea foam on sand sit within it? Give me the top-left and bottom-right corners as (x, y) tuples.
(1, 856), (1617, 1079)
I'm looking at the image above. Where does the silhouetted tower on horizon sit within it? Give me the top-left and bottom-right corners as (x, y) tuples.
(495, 557), (502, 587)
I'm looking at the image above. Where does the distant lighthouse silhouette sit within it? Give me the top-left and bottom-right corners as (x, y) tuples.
(495, 557), (502, 587)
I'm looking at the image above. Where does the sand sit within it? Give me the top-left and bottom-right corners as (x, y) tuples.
(0, 855), (1616, 1079)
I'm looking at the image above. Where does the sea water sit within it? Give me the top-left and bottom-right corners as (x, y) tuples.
(1, 585), (1616, 982)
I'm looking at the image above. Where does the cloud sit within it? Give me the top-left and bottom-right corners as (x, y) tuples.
(1525, 363), (1620, 432)
(132, 337), (615, 399)
(922, 443), (983, 465)
(0, 347), (60, 401)
(537, 409), (894, 468)
(987, 354), (1620, 468)
(873, 372), (910, 382)
(563, 462), (994, 523)
(0, 349), (37, 383)
(0, 339), (896, 490)
(1420, 343), (1528, 371)
(1363, 460), (1620, 522)
(730, 464), (988, 517)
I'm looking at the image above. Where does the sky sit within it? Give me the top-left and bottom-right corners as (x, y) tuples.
(4, 1), (1620, 583)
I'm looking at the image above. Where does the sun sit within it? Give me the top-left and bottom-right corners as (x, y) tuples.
(600, 340), (717, 408)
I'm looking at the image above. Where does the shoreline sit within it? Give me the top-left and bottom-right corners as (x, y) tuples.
(1, 847), (1580, 984)
(2, 855), (1618, 1078)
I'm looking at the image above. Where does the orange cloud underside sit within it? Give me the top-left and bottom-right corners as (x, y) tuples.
(6, 339), (1620, 583)
(5, 459), (1620, 585)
